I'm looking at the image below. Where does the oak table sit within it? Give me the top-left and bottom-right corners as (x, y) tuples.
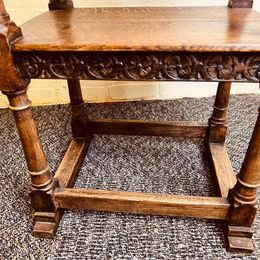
(1, 0), (260, 253)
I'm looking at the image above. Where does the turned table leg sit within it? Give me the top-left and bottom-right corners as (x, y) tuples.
(209, 82), (231, 143)
(67, 79), (88, 138)
(207, 82), (237, 198)
(228, 108), (260, 253)
(3, 85), (58, 238)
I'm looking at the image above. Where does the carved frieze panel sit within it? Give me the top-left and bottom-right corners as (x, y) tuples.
(13, 51), (260, 82)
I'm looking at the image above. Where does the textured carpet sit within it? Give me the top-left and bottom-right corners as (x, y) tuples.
(1, 95), (260, 259)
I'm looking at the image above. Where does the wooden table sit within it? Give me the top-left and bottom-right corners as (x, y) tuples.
(1, 0), (260, 253)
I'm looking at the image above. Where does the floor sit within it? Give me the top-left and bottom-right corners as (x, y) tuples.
(0, 95), (260, 259)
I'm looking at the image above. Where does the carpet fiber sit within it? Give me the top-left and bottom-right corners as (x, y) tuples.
(1, 95), (260, 259)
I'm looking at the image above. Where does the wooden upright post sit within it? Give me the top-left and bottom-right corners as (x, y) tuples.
(3, 84), (58, 238)
(67, 79), (88, 137)
(4, 86), (55, 211)
(0, 0), (22, 93)
(0, 0), (11, 26)
(227, 109), (260, 252)
(209, 82), (231, 143)
(0, 0), (22, 42)
(226, 0), (256, 252)
(228, 0), (253, 8)
(0, 0), (58, 237)
(49, 0), (74, 10)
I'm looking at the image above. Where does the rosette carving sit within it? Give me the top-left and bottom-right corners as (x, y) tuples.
(49, 55), (79, 78)
(125, 55), (152, 79)
(203, 55), (237, 80)
(163, 55), (196, 80)
(23, 56), (42, 78)
(14, 51), (260, 82)
(244, 56), (260, 81)
(87, 55), (121, 79)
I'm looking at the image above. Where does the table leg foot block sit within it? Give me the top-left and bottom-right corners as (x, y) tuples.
(227, 236), (254, 253)
(32, 210), (64, 238)
(32, 221), (58, 239)
(227, 225), (254, 253)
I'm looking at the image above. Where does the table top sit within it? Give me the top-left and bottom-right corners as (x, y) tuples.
(12, 6), (260, 53)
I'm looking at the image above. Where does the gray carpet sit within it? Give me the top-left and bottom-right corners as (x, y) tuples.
(1, 94), (260, 259)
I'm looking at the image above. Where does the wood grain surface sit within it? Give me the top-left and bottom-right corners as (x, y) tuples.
(88, 119), (208, 138)
(208, 143), (237, 197)
(54, 138), (91, 188)
(54, 188), (231, 220)
(12, 7), (260, 52)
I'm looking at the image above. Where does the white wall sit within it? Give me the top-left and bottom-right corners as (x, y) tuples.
(0, 0), (259, 107)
